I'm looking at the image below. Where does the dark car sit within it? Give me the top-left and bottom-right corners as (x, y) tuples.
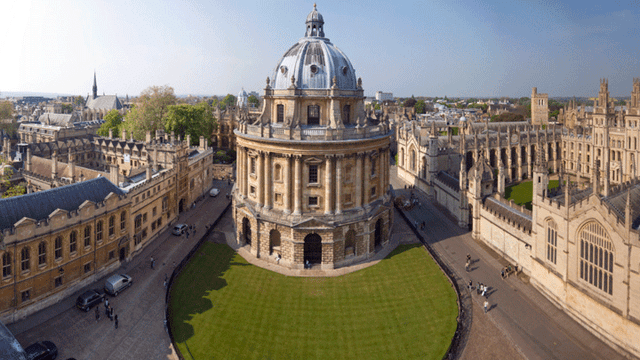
(75, 290), (105, 312)
(24, 341), (57, 360)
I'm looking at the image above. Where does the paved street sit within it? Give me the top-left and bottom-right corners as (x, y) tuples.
(8, 180), (233, 360)
(390, 166), (630, 360)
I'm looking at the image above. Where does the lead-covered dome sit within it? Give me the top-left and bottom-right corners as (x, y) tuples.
(271, 5), (357, 91)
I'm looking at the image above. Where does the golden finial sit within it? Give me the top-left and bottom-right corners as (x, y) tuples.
(314, 3), (317, 9)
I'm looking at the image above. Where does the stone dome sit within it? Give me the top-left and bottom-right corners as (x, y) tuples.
(271, 5), (358, 91)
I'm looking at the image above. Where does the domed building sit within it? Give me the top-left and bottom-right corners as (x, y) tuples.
(233, 5), (394, 269)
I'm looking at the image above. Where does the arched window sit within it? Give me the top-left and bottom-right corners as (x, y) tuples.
(579, 221), (614, 295)
(109, 216), (115, 236)
(96, 221), (103, 242)
(342, 105), (351, 124)
(277, 104), (284, 123)
(21, 247), (30, 272)
(410, 149), (416, 172)
(54, 236), (62, 260)
(2, 253), (11, 277)
(546, 220), (557, 265)
(307, 105), (320, 125)
(69, 231), (77, 253)
(84, 226), (92, 247)
(38, 242), (47, 266)
(120, 211), (127, 231)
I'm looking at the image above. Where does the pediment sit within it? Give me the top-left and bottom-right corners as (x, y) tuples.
(14, 217), (36, 227)
(292, 217), (334, 229)
(304, 157), (324, 164)
(48, 208), (69, 218)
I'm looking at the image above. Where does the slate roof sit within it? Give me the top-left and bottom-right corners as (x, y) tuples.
(0, 177), (124, 231)
(436, 171), (460, 191)
(484, 197), (532, 232)
(37, 112), (81, 127)
(86, 95), (123, 111)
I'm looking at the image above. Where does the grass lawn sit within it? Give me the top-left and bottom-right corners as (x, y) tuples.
(169, 243), (458, 360)
(505, 179), (560, 210)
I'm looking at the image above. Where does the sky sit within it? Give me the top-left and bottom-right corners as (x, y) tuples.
(1, 0), (640, 98)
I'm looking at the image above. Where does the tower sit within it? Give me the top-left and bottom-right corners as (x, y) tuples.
(531, 87), (549, 125)
(92, 71), (98, 100)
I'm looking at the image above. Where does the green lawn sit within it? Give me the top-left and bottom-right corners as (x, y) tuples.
(505, 179), (560, 210)
(169, 243), (458, 360)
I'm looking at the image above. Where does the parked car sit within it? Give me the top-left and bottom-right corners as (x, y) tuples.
(209, 188), (220, 197)
(75, 289), (105, 312)
(104, 274), (132, 296)
(172, 224), (188, 236)
(24, 341), (57, 360)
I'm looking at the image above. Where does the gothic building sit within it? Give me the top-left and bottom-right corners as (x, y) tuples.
(83, 72), (125, 121)
(233, 5), (394, 269)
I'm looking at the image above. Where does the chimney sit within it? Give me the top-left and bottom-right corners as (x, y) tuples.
(109, 164), (119, 185)
(171, 131), (176, 143)
(145, 131), (152, 144)
(186, 134), (191, 146)
(121, 128), (127, 140)
(26, 147), (32, 172)
(108, 128), (113, 139)
(153, 148), (158, 172)
(199, 136), (206, 151)
(68, 150), (75, 182)
(146, 164), (152, 181)
(52, 150), (58, 179)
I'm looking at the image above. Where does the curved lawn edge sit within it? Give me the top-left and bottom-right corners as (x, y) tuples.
(168, 242), (458, 359)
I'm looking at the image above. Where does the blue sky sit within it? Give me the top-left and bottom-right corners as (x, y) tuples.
(1, 0), (639, 98)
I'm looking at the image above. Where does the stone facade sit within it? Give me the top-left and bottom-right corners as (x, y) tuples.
(232, 5), (394, 270)
(531, 87), (549, 125)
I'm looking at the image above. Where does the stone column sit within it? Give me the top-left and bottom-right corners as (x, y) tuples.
(335, 155), (343, 214)
(257, 152), (264, 207)
(244, 148), (250, 198)
(293, 155), (302, 215)
(363, 153), (371, 205)
(355, 153), (363, 208)
(324, 155), (333, 215)
(284, 155), (291, 214)
(264, 152), (272, 210)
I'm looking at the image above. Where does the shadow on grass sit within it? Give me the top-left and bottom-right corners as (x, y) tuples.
(169, 243), (240, 344)
(384, 243), (423, 260)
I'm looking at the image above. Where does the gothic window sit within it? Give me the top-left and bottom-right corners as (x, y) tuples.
(84, 226), (91, 247)
(308, 105), (320, 125)
(579, 221), (614, 295)
(277, 104), (284, 123)
(135, 215), (142, 232)
(108, 216), (115, 236)
(54, 237), (62, 260)
(120, 211), (127, 231)
(410, 149), (416, 172)
(342, 104), (351, 124)
(96, 221), (103, 242)
(21, 247), (30, 272)
(309, 165), (318, 184)
(2, 253), (11, 278)
(69, 231), (77, 253)
(38, 242), (46, 266)
(546, 220), (557, 265)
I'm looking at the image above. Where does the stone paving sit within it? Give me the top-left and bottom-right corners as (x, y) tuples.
(8, 180), (234, 360)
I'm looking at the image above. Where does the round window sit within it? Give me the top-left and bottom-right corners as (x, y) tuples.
(310, 65), (318, 74)
(280, 66), (287, 74)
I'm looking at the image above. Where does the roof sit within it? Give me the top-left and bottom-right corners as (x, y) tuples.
(436, 171), (460, 191)
(86, 95), (123, 111)
(37, 112), (81, 127)
(484, 197), (532, 232)
(0, 177), (124, 231)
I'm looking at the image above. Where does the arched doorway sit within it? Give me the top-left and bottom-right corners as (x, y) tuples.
(179, 199), (185, 213)
(303, 233), (322, 265)
(374, 219), (383, 247)
(242, 218), (252, 246)
(269, 229), (281, 255)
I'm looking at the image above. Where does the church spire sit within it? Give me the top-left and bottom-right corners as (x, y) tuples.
(92, 71), (98, 100)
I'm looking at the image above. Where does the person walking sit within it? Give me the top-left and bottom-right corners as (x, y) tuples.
(95, 306), (100, 322)
(465, 260), (470, 272)
(115, 314), (119, 329)
(150, 256), (155, 269)
(104, 299), (109, 309)
(110, 306), (114, 321)
(482, 284), (487, 297)
(484, 300), (489, 313)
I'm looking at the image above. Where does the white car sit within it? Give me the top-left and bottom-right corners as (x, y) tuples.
(209, 188), (220, 197)
(172, 224), (188, 236)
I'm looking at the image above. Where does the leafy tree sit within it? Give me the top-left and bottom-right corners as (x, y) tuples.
(0, 101), (12, 120)
(374, 103), (381, 111)
(467, 98), (478, 103)
(248, 95), (260, 107)
(61, 104), (73, 114)
(518, 97), (530, 106)
(490, 112), (525, 122)
(415, 100), (426, 114)
(222, 94), (237, 109)
(74, 95), (86, 107)
(123, 85), (177, 140)
(97, 109), (124, 137)
(164, 102), (217, 145)
(1, 166), (25, 198)
(403, 97), (417, 108)
(0, 101), (17, 136)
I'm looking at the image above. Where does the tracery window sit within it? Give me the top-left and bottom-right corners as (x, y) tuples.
(307, 105), (320, 125)
(2, 253), (11, 277)
(342, 104), (351, 124)
(38, 242), (47, 265)
(546, 220), (557, 265)
(579, 221), (613, 295)
(21, 247), (30, 272)
(120, 211), (127, 231)
(96, 221), (103, 242)
(69, 231), (77, 253)
(109, 216), (115, 236)
(54, 237), (62, 260)
(84, 226), (91, 247)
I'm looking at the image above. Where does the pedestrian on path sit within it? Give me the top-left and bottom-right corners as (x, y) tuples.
(115, 314), (119, 329)
(95, 306), (100, 322)
(465, 260), (470, 272)
(484, 300), (489, 313)
(150, 256), (155, 269)
(482, 285), (487, 297)
(110, 306), (114, 321)
(466, 253), (471, 263)
(105, 299), (109, 309)
(467, 280), (473, 291)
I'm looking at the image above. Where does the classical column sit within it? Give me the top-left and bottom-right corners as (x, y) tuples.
(283, 155), (291, 214)
(355, 153), (363, 208)
(335, 155), (343, 214)
(364, 153), (371, 204)
(257, 151), (264, 207)
(264, 152), (272, 210)
(324, 155), (333, 215)
(242, 148), (249, 198)
(293, 155), (302, 215)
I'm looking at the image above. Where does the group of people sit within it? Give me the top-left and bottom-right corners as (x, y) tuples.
(465, 254), (492, 313)
(500, 264), (518, 279)
(95, 299), (119, 329)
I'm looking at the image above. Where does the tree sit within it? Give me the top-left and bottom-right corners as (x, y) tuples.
(415, 100), (426, 114)
(0, 101), (17, 137)
(374, 103), (381, 111)
(61, 104), (73, 114)
(1, 166), (25, 198)
(222, 94), (237, 109)
(97, 110), (124, 137)
(73, 95), (86, 107)
(163, 102), (217, 145)
(403, 97), (417, 108)
(123, 85), (177, 140)
(248, 95), (260, 108)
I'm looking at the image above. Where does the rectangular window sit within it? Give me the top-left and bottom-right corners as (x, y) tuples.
(84, 262), (91, 274)
(308, 196), (318, 206)
(250, 186), (256, 195)
(109, 251), (115, 260)
(142, 228), (148, 239)
(308, 105), (320, 125)
(344, 193), (352, 203)
(371, 186), (376, 196)
(54, 277), (62, 288)
(143, 213), (148, 223)
(21, 290), (30, 302)
(250, 157), (256, 174)
(309, 165), (318, 184)
(152, 222), (157, 231)
(277, 104), (284, 123)
(55, 238), (62, 260)
(153, 207), (157, 217)
(342, 104), (351, 124)
(275, 193), (282, 203)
